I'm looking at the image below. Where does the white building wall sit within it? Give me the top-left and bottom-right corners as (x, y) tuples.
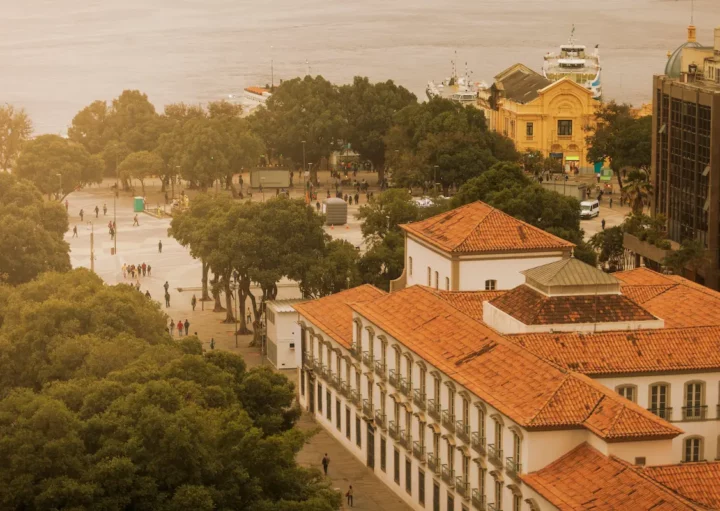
(595, 373), (720, 462)
(406, 237), (453, 290)
(267, 308), (299, 369)
(525, 430), (589, 472)
(607, 439), (676, 466)
(458, 255), (564, 291)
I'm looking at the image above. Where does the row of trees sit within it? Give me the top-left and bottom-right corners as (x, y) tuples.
(170, 195), (361, 332)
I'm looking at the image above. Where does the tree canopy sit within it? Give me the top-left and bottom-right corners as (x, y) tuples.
(386, 98), (518, 194)
(0, 104), (33, 171)
(14, 135), (103, 200)
(0, 270), (340, 510)
(0, 174), (70, 284)
(585, 101), (651, 187)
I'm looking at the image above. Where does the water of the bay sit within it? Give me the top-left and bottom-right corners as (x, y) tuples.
(1, 0), (718, 134)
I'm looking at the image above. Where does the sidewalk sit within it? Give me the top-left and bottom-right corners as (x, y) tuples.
(296, 413), (411, 511)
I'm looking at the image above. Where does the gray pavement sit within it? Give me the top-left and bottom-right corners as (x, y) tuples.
(296, 413), (411, 511)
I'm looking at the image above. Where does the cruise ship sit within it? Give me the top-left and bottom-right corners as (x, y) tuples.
(227, 86), (272, 114)
(542, 27), (602, 99)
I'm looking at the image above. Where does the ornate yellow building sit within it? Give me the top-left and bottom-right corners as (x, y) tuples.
(477, 63), (600, 172)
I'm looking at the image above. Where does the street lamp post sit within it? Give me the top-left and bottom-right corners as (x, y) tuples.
(260, 177), (266, 202)
(302, 140), (306, 188)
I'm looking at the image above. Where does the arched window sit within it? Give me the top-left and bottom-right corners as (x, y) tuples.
(616, 384), (637, 403)
(445, 276), (450, 290)
(683, 436), (704, 462)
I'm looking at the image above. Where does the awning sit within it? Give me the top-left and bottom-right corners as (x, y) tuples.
(473, 457), (486, 467)
(414, 412), (427, 422)
(443, 435), (457, 447)
(428, 423), (441, 434)
(402, 402), (413, 413)
(389, 393), (402, 402)
(456, 445), (470, 457)
(376, 382), (386, 393)
(565, 156), (580, 161)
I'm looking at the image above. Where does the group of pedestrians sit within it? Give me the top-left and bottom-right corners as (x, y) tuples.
(321, 454), (354, 507)
(168, 318), (190, 337)
(122, 262), (151, 279)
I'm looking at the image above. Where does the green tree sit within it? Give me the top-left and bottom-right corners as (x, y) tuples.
(622, 168), (653, 215)
(0, 174), (70, 284)
(250, 76), (345, 183)
(15, 135), (103, 200)
(339, 77), (417, 182)
(585, 101), (651, 187)
(386, 98), (517, 194)
(118, 150), (163, 195)
(0, 270), (341, 510)
(663, 238), (708, 281)
(521, 149), (544, 175)
(0, 104), (33, 171)
(300, 239), (362, 298)
(589, 226), (625, 271)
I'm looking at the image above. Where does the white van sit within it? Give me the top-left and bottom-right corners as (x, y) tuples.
(580, 200), (600, 219)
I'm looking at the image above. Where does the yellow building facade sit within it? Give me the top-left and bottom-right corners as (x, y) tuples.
(478, 64), (600, 171)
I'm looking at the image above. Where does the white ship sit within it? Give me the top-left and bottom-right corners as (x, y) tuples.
(542, 26), (602, 99)
(227, 86), (273, 114)
(426, 56), (488, 104)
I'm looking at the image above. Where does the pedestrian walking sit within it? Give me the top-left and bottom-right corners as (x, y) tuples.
(94, 205), (99, 218)
(321, 454), (330, 476)
(191, 294), (197, 311)
(210, 338), (215, 350)
(142, 263), (147, 277)
(164, 281), (169, 293)
(79, 209), (84, 222)
(177, 320), (184, 336)
(609, 198), (613, 208)
(103, 203), (107, 216)
(164, 291), (171, 308)
(72, 225), (78, 237)
(354, 193), (359, 204)
(135, 280), (140, 290)
(246, 309), (252, 327)
(109, 226), (115, 239)
(158, 240), (163, 253)
(147, 264), (151, 276)
(169, 319), (175, 336)
(601, 218), (606, 230)
(65, 199), (69, 212)
(345, 486), (353, 507)
(122, 263), (127, 278)
(133, 214), (139, 227)
(145, 290), (151, 299)
(184, 319), (189, 336)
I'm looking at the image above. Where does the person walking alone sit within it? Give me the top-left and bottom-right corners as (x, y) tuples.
(164, 291), (171, 308)
(169, 319), (175, 336)
(177, 320), (183, 337)
(345, 486), (353, 508)
(191, 294), (197, 311)
(72, 225), (78, 238)
(94, 205), (99, 218)
(184, 319), (189, 336)
(79, 209), (84, 222)
(133, 214), (139, 227)
(321, 454), (330, 476)
(158, 240), (163, 253)
(164, 281), (169, 294)
(210, 337), (215, 350)
(103, 203), (107, 216)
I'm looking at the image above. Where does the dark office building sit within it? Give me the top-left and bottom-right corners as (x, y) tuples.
(651, 73), (720, 288)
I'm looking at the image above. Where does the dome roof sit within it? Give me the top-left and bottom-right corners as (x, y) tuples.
(665, 40), (703, 78)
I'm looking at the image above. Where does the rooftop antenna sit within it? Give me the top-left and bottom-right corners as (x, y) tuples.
(570, 24), (576, 45)
(691, 0), (694, 25)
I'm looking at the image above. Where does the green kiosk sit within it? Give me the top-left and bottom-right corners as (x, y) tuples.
(133, 197), (145, 213)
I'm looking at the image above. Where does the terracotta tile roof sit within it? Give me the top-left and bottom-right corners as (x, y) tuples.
(616, 268), (720, 328)
(509, 327), (720, 375)
(399, 201), (575, 254)
(489, 285), (657, 325)
(293, 285), (386, 348)
(351, 286), (680, 441)
(644, 462), (720, 509)
(424, 289), (506, 321)
(522, 443), (702, 511)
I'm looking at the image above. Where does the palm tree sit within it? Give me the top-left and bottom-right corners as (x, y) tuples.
(622, 169), (652, 215)
(662, 239), (708, 282)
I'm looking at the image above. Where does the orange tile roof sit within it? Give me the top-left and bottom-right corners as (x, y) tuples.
(509, 327), (720, 375)
(522, 443), (702, 511)
(351, 286), (680, 441)
(424, 289), (506, 321)
(489, 285), (657, 325)
(616, 268), (720, 328)
(644, 462), (720, 509)
(293, 285), (386, 348)
(399, 201), (575, 254)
